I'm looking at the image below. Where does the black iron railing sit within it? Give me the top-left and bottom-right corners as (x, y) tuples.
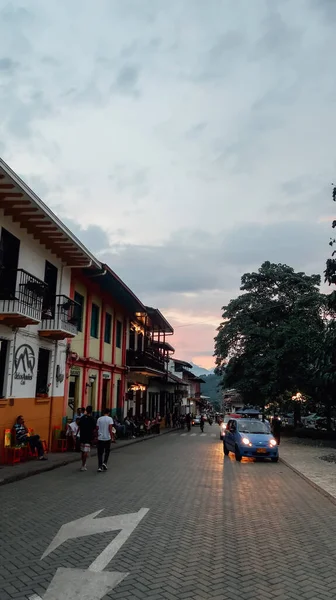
(40, 295), (79, 336)
(0, 268), (46, 322)
(126, 349), (166, 373)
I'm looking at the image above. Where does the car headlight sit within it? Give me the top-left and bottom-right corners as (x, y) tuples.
(242, 437), (251, 446)
(270, 439), (277, 447)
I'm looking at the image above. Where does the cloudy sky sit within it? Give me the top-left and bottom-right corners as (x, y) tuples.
(0, 0), (335, 368)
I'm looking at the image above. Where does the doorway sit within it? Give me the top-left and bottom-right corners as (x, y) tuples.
(0, 228), (20, 298)
(43, 261), (58, 317)
(102, 378), (109, 412)
(68, 375), (79, 418)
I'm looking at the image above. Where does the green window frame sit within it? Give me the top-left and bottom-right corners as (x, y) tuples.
(90, 303), (100, 338)
(104, 312), (112, 344)
(116, 320), (122, 348)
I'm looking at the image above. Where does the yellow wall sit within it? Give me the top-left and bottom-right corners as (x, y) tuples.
(71, 282), (87, 358)
(0, 396), (63, 464)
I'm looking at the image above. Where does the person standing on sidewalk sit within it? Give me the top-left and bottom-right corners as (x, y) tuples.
(96, 408), (114, 472)
(78, 405), (96, 472)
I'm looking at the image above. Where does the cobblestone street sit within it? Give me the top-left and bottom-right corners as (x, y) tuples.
(1, 430), (336, 600)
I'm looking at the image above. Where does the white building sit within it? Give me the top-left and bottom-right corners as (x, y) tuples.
(0, 158), (99, 460)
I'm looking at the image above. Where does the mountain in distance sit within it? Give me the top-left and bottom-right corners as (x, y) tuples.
(189, 362), (222, 408)
(190, 362), (214, 376)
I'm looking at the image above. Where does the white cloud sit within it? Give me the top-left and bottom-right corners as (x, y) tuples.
(0, 0), (335, 363)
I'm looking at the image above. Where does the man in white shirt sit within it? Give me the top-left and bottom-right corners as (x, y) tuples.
(96, 408), (114, 472)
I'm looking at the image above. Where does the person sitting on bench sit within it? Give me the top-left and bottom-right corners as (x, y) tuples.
(13, 415), (47, 460)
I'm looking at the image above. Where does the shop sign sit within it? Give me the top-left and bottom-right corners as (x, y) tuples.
(70, 367), (81, 377)
(14, 344), (35, 385)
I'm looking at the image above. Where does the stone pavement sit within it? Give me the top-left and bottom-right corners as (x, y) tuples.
(1, 430), (336, 599)
(0, 428), (173, 486)
(280, 438), (336, 501)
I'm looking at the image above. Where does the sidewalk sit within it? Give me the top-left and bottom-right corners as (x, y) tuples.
(0, 428), (173, 486)
(280, 438), (336, 503)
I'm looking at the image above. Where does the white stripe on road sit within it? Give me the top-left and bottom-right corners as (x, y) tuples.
(181, 433), (187, 436)
(190, 433), (196, 436)
(211, 433), (216, 437)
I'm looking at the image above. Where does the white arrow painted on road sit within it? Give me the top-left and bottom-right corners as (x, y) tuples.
(29, 507), (149, 600)
(42, 507), (148, 564)
(30, 569), (128, 600)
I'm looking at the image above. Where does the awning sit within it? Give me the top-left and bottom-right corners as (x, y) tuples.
(85, 264), (146, 316)
(145, 306), (174, 334)
(167, 372), (188, 386)
(0, 158), (100, 268)
(174, 358), (192, 369)
(152, 340), (175, 353)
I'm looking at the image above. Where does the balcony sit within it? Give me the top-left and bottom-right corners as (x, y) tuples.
(39, 295), (79, 340)
(126, 349), (166, 376)
(0, 268), (46, 327)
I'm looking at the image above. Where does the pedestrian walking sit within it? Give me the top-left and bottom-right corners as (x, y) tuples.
(78, 405), (96, 471)
(96, 408), (114, 472)
(271, 414), (281, 445)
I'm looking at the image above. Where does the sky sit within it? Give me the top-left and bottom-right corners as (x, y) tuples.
(0, 0), (335, 369)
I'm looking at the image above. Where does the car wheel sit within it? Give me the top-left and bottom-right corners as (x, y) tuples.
(223, 442), (229, 456)
(235, 445), (242, 462)
(271, 457), (279, 463)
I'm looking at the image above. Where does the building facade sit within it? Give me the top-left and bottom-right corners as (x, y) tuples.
(66, 265), (146, 419)
(0, 159), (100, 460)
(0, 158), (193, 462)
(168, 359), (205, 415)
(126, 307), (175, 418)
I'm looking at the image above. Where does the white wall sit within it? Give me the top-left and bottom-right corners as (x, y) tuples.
(0, 210), (71, 307)
(0, 211), (70, 399)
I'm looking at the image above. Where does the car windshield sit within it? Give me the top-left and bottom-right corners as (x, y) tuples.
(237, 421), (270, 434)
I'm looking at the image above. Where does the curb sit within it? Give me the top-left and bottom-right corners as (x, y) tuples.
(280, 457), (336, 507)
(0, 428), (174, 487)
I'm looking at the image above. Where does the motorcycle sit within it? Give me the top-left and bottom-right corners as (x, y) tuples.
(208, 417), (213, 426)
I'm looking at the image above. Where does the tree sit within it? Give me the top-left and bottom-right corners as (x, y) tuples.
(214, 262), (325, 410)
(316, 183), (336, 427)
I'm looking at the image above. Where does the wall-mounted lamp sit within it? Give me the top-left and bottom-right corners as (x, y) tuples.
(86, 374), (96, 390)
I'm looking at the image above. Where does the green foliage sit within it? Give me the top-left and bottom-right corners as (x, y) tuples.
(200, 373), (222, 410)
(214, 261), (325, 407)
